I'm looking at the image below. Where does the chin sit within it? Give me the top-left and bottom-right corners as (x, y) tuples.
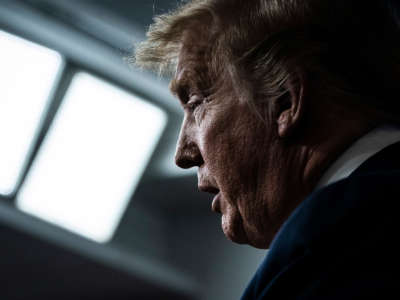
(222, 214), (273, 248)
(221, 214), (249, 244)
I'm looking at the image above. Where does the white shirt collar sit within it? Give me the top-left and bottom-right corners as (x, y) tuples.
(316, 124), (400, 189)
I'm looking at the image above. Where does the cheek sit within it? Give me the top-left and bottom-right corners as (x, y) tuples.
(198, 110), (232, 165)
(202, 110), (267, 187)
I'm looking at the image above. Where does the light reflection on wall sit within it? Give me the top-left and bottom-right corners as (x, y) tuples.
(0, 30), (62, 195)
(17, 72), (167, 242)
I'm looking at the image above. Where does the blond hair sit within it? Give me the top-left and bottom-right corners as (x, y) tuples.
(135, 0), (400, 120)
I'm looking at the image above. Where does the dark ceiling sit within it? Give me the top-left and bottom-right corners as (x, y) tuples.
(83, 0), (181, 30)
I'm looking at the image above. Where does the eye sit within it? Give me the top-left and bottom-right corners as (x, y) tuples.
(186, 94), (204, 111)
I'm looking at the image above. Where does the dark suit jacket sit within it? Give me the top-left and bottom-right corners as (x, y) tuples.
(241, 141), (400, 299)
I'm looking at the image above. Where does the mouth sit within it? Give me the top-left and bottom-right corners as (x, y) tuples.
(198, 185), (221, 213)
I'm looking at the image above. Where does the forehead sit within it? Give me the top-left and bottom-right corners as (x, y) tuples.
(169, 31), (210, 95)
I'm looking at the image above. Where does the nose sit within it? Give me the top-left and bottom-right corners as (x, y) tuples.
(175, 120), (204, 169)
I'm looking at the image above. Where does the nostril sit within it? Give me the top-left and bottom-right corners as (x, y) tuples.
(175, 149), (204, 169)
(175, 153), (204, 169)
(176, 157), (193, 169)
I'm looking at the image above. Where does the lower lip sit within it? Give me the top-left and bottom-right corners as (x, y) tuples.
(211, 193), (221, 213)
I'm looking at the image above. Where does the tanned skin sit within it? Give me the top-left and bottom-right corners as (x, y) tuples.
(172, 32), (378, 249)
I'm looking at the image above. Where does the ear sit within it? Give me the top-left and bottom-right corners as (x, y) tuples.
(276, 72), (306, 138)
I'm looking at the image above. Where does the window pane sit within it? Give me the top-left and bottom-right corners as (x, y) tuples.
(0, 30), (62, 195)
(17, 72), (167, 243)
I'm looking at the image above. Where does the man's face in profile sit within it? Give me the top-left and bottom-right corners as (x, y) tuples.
(172, 37), (305, 249)
(134, 0), (395, 250)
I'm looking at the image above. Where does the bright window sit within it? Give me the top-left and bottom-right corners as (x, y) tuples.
(0, 30), (62, 195)
(17, 72), (167, 243)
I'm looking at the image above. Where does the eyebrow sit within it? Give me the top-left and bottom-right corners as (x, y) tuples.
(169, 77), (179, 96)
(169, 76), (191, 104)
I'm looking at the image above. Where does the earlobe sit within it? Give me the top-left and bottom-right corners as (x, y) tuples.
(276, 73), (306, 138)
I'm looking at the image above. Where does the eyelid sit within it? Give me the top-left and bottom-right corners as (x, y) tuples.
(188, 93), (201, 100)
(186, 94), (204, 110)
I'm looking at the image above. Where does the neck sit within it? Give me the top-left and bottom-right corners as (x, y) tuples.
(301, 113), (378, 197)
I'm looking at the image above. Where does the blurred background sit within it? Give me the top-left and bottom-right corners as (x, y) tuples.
(0, 1), (265, 299)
